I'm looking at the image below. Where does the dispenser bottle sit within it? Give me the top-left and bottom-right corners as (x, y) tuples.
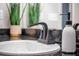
(62, 12), (76, 53)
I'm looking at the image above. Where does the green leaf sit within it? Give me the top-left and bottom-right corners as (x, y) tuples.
(28, 3), (40, 26)
(7, 3), (26, 25)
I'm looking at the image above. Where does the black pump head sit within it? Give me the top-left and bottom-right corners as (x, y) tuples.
(66, 20), (72, 25)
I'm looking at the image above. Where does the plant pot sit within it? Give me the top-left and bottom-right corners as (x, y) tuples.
(10, 25), (21, 37)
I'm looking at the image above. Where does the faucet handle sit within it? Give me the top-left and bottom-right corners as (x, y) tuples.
(73, 23), (79, 30)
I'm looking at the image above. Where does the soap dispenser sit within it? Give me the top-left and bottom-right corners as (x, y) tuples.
(62, 12), (76, 53)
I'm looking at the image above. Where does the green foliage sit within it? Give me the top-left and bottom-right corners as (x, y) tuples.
(6, 3), (26, 25)
(10, 3), (20, 25)
(28, 3), (40, 26)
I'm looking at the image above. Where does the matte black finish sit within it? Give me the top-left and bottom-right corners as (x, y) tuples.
(66, 21), (72, 25)
(73, 23), (79, 30)
(29, 22), (48, 40)
(29, 22), (50, 44)
(28, 22), (62, 44)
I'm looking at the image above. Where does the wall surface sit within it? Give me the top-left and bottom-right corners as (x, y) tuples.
(72, 3), (79, 29)
(0, 3), (10, 29)
(72, 4), (79, 25)
(39, 3), (62, 30)
(0, 3), (62, 30)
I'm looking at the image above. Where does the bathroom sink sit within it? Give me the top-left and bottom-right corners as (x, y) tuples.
(0, 40), (60, 56)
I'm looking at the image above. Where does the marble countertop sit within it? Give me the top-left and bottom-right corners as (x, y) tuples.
(0, 35), (78, 56)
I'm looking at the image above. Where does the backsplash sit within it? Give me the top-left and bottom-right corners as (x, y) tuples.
(0, 29), (79, 43)
(0, 29), (62, 42)
(0, 3), (10, 28)
(22, 29), (62, 43)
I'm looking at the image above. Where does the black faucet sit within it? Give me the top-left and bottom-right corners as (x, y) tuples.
(73, 23), (79, 30)
(29, 22), (50, 44)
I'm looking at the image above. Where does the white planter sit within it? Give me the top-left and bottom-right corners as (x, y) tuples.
(10, 25), (21, 37)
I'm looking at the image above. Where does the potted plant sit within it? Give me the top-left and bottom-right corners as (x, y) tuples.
(6, 3), (26, 37)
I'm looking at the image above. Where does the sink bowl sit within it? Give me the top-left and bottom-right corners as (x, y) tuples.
(0, 40), (60, 56)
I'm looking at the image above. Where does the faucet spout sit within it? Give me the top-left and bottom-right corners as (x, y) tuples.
(29, 22), (48, 41)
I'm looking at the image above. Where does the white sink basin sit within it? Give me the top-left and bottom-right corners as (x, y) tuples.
(0, 40), (60, 56)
